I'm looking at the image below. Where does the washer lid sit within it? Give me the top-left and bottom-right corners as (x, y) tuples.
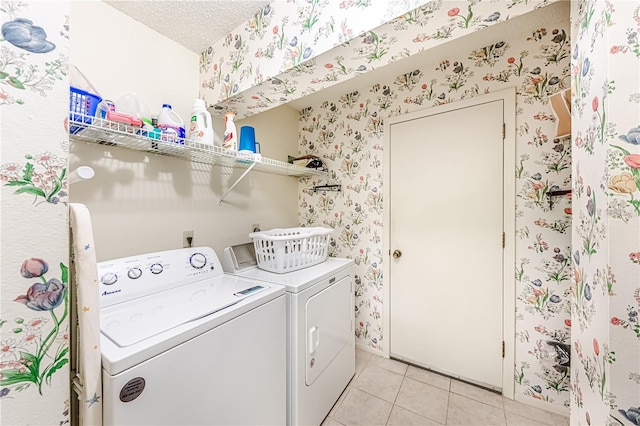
(100, 275), (267, 347)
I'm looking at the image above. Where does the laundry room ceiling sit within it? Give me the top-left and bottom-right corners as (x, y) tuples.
(103, 0), (270, 54)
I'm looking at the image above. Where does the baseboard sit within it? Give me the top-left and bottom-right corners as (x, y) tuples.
(514, 393), (570, 417)
(355, 342), (383, 356)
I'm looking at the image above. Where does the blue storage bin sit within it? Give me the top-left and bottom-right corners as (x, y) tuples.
(69, 86), (101, 134)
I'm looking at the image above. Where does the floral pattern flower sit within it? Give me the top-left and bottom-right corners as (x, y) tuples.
(609, 172), (637, 194)
(14, 279), (66, 311)
(20, 257), (49, 278)
(619, 125), (640, 145)
(618, 406), (640, 425)
(1, 18), (55, 53)
(0, 8), (67, 107)
(0, 338), (18, 359)
(624, 154), (640, 169)
(610, 143), (640, 215)
(1, 259), (69, 395)
(1, 151), (68, 206)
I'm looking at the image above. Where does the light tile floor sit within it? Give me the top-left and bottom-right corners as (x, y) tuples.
(323, 350), (570, 426)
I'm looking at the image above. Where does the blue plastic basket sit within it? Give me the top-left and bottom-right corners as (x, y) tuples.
(69, 86), (101, 134)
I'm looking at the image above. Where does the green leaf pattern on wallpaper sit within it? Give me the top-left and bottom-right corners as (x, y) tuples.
(0, 259), (69, 397)
(0, 4), (69, 206)
(1, 2), (71, 423)
(610, 139), (640, 217)
(199, 0), (556, 117)
(610, 287), (640, 340)
(1, 152), (68, 206)
(298, 16), (572, 408)
(571, 1), (640, 425)
(0, 2), (68, 106)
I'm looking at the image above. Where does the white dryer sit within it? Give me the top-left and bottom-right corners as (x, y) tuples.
(98, 247), (286, 425)
(223, 243), (355, 426)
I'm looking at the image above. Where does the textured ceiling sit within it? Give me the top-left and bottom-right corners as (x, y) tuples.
(104, 0), (270, 54)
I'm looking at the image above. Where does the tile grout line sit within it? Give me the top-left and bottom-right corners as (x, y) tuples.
(444, 380), (451, 426)
(327, 353), (368, 426)
(384, 371), (408, 426)
(354, 352), (569, 426)
(502, 398), (508, 426)
(392, 373), (451, 425)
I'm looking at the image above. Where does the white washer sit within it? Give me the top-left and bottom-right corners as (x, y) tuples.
(98, 247), (286, 425)
(223, 243), (355, 426)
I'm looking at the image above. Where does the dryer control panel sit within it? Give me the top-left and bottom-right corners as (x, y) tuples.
(97, 246), (223, 308)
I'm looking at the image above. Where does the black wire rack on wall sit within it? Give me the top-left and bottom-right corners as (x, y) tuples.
(312, 184), (342, 193)
(547, 189), (572, 209)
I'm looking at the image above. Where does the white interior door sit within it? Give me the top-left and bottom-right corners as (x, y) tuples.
(389, 97), (505, 390)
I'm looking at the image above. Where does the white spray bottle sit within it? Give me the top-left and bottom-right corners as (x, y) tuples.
(223, 111), (237, 151)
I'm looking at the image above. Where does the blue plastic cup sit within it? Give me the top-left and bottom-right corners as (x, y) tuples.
(239, 126), (257, 152)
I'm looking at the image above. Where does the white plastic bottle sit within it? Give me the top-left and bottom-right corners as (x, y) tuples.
(157, 104), (185, 144)
(223, 111), (237, 151)
(116, 92), (152, 125)
(189, 99), (214, 146)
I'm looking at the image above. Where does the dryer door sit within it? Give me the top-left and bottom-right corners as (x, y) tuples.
(305, 275), (353, 385)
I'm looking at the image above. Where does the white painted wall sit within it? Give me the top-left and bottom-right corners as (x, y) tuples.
(70, 0), (197, 121)
(69, 0), (300, 261)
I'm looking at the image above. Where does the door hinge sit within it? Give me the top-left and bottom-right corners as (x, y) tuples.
(502, 123), (506, 140)
(502, 341), (505, 358)
(502, 232), (505, 248)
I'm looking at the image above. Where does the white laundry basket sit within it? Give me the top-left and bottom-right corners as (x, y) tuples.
(249, 227), (332, 273)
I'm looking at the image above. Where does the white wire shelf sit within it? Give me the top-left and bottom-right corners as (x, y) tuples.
(68, 113), (326, 178)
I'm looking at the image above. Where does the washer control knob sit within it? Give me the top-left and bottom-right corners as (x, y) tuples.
(149, 263), (163, 275)
(189, 253), (207, 269)
(127, 267), (142, 280)
(101, 272), (118, 286)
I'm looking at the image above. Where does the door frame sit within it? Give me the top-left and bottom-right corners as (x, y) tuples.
(382, 87), (516, 399)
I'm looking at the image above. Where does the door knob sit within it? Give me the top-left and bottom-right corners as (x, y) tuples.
(392, 250), (402, 259)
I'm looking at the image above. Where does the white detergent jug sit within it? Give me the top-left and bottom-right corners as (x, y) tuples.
(189, 99), (214, 146)
(116, 92), (152, 125)
(157, 104), (185, 144)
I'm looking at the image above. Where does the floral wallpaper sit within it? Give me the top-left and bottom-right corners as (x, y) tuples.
(200, 0), (434, 107)
(0, 0), (634, 425)
(571, 1), (640, 425)
(204, 0), (639, 417)
(200, 0), (558, 119)
(0, 1), (71, 424)
(295, 6), (573, 413)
